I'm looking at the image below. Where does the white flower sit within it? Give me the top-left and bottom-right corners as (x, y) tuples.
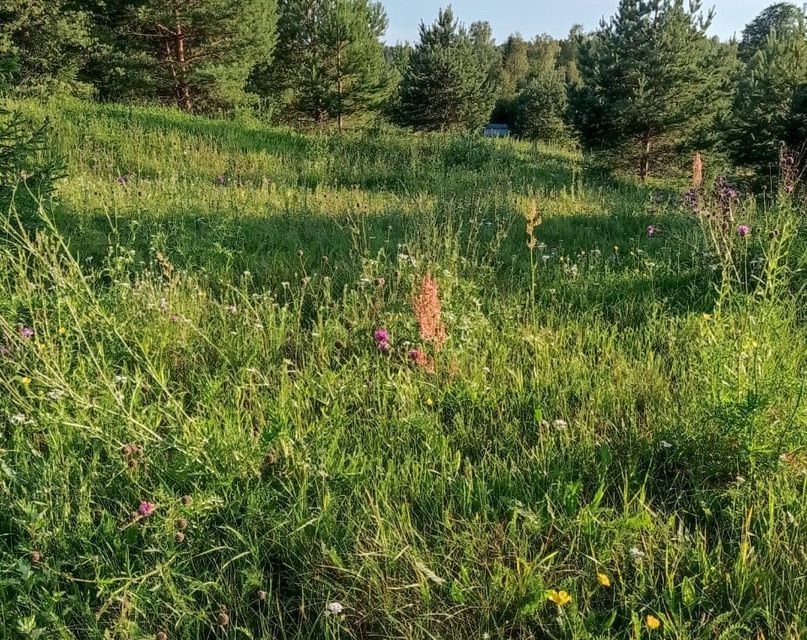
(325, 601), (343, 616)
(660, 441), (673, 449)
(629, 547), (645, 560)
(47, 389), (65, 401)
(114, 375), (128, 384)
(10, 413), (28, 425)
(553, 419), (568, 430)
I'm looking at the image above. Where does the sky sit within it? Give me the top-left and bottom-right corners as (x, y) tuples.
(383, 0), (779, 44)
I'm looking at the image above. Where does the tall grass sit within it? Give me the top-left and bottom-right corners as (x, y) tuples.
(0, 97), (805, 639)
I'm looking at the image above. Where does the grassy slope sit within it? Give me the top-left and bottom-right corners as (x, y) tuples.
(0, 98), (805, 639)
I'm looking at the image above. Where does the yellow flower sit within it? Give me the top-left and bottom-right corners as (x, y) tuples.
(702, 313), (711, 320)
(597, 572), (611, 587)
(547, 589), (571, 607)
(21, 376), (31, 386)
(425, 398), (434, 407)
(646, 614), (661, 630)
(614, 245), (619, 252)
(58, 327), (66, 335)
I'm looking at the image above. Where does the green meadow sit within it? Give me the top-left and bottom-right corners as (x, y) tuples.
(1, 98), (805, 639)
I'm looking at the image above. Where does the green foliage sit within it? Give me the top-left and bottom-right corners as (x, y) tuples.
(511, 73), (569, 142)
(0, 109), (62, 211)
(727, 21), (807, 174)
(571, 0), (736, 179)
(89, 0), (278, 113)
(0, 0), (94, 96)
(395, 7), (493, 131)
(739, 2), (805, 61)
(257, 0), (390, 128)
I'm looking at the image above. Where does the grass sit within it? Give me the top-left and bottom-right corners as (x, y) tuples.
(0, 97), (805, 639)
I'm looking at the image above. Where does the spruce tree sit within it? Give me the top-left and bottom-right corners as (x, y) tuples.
(512, 72), (568, 142)
(571, 0), (734, 179)
(395, 7), (493, 132)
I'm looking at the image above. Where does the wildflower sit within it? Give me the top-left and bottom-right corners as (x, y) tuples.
(215, 175), (226, 186)
(170, 314), (180, 323)
(11, 414), (28, 425)
(21, 376), (31, 386)
(156, 632), (168, 640)
(217, 611), (230, 626)
(629, 547), (645, 560)
(138, 501), (155, 517)
(174, 531), (185, 543)
(116, 175), (129, 186)
(412, 275), (447, 348)
(374, 329), (389, 344)
(553, 419), (568, 430)
(425, 397), (434, 407)
(660, 441), (673, 449)
(325, 601), (344, 616)
(737, 225), (751, 238)
(784, 183), (794, 194)
(47, 389), (65, 401)
(19, 327), (34, 339)
(181, 494), (192, 506)
(58, 327), (66, 335)
(647, 225), (658, 238)
(547, 589), (572, 607)
(597, 572), (611, 587)
(158, 298), (169, 312)
(646, 615), (661, 630)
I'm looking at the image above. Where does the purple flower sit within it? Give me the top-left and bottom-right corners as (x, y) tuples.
(737, 225), (751, 238)
(138, 501), (155, 517)
(170, 314), (180, 323)
(19, 327), (34, 339)
(373, 329), (389, 344)
(377, 341), (390, 354)
(647, 225), (658, 238)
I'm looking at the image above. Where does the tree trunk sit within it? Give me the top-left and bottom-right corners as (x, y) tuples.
(174, 10), (193, 112)
(639, 136), (652, 182)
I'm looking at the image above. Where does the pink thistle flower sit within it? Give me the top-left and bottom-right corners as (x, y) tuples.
(373, 329), (389, 344)
(138, 501), (155, 517)
(737, 225), (751, 238)
(377, 340), (390, 354)
(19, 327), (34, 339)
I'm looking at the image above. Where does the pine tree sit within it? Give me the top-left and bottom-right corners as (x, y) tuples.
(0, 0), (93, 95)
(512, 72), (568, 142)
(396, 7), (493, 132)
(258, 0), (389, 128)
(739, 2), (805, 61)
(93, 0), (278, 112)
(728, 20), (807, 173)
(571, 0), (735, 179)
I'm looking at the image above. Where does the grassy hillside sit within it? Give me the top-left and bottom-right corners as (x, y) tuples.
(1, 98), (805, 639)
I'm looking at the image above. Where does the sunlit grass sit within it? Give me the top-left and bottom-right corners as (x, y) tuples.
(0, 97), (805, 639)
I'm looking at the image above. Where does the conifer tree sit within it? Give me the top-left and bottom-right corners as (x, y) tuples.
(259, 0), (389, 128)
(396, 7), (493, 132)
(728, 19), (807, 172)
(0, 0), (93, 95)
(739, 2), (805, 61)
(571, 0), (734, 179)
(93, 0), (278, 112)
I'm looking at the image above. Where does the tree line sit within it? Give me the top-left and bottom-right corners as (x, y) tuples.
(2, 0), (807, 178)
